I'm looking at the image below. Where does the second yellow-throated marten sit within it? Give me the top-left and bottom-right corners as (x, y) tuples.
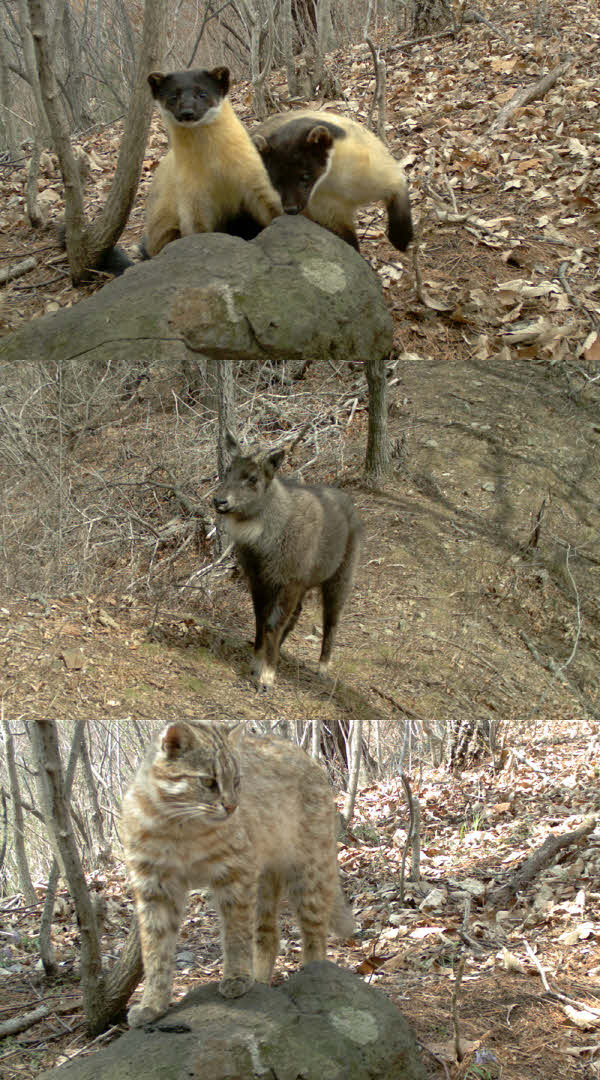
(144, 67), (282, 257)
(252, 111), (412, 253)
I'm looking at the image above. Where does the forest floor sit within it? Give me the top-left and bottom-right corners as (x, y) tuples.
(1, 0), (600, 1078)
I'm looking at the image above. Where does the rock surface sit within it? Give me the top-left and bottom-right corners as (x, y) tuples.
(1, 217), (393, 414)
(40, 962), (427, 1080)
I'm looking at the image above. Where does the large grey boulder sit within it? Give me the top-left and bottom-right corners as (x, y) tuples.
(40, 963), (426, 1080)
(1, 217), (393, 415)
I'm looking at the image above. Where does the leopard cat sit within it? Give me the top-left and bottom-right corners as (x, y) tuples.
(122, 720), (354, 1027)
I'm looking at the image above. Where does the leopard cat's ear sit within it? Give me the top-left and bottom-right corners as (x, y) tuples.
(224, 722), (246, 750)
(160, 722), (195, 759)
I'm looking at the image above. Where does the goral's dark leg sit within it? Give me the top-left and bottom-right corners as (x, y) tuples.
(257, 583), (304, 687)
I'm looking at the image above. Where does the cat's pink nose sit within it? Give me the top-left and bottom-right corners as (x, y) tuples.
(224, 803), (237, 815)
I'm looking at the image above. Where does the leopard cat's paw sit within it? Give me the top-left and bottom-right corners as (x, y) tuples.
(218, 974), (255, 999)
(127, 1002), (168, 1028)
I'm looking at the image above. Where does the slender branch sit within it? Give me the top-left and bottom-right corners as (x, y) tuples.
(557, 261), (600, 331)
(399, 771), (421, 901)
(0, 790), (7, 873)
(489, 58), (573, 133)
(365, 37), (387, 141)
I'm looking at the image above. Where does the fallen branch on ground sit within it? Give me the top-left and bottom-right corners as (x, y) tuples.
(525, 940), (600, 1017)
(489, 58), (573, 132)
(0, 997), (81, 1039)
(489, 817), (596, 906)
(0, 257), (36, 284)
(557, 262), (600, 331)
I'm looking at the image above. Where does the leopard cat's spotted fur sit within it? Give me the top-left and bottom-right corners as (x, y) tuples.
(122, 720), (353, 1027)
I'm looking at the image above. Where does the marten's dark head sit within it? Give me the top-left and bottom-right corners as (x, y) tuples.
(253, 118), (345, 215)
(148, 67), (230, 127)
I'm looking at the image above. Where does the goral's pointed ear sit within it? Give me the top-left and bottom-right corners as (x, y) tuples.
(160, 722), (194, 759)
(225, 429), (240, 454)
(148, 72), (165, 98)
(264, 448), (286, 476)
(252, 133), (269, 155)
(209, 66), (230, 96)
(306, 124), (334, 151)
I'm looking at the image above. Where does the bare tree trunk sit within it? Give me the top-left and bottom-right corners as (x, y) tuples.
(0, 790), (7, 881)
(83, 0), (168, 264)
(363, 0), (375, 38)
(34, 716), (144, 1026)
(281, 0), (298, 97)
(113, 0), (137, 86)
(39, 860), (60, 976)
(17, 0), (48, 136)
(38, 718), (86, 977)
(1, 706), (37, 906)
(340, 715), (363, 829)
(80, 731), (111, 864)
(0, 24), (18, 157)
(28, 717), (105, 1033)
(101, 914), (143, 1021)
(25, 137), (43, 227)
(216, 361), (236, 477)
(27, 0), (87, 272)
(311, 715), (321, 759)
(215, 355), (236, 554)
(313, 0), (333, 86)
(239, 0), (275, 119)
(27, 0), (168, 283)
(364, 350), (391, 483)
(61, 3), (93, 130)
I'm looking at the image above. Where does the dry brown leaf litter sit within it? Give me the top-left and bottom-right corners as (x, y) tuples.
(1, 0), (600, 1077)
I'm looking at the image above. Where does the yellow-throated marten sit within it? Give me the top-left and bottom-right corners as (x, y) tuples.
(144, 67), (282, 257)
(252, 111), (412, 253)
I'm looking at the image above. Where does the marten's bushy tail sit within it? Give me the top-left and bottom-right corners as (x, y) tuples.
(56, 223), (133, 277)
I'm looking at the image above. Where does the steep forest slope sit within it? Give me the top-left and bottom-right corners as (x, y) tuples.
(0, 1), (599, 1077)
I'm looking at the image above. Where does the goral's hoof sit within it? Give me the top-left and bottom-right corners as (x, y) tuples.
(218, 974), (254, 999)
(256, 665), (275, 689)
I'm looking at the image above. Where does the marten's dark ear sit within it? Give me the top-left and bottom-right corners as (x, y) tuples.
(253, 133), (269, 155)
(209, 66), (230, 96)
(148, 72), (165, 97)
(306, 124), (334, 151)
